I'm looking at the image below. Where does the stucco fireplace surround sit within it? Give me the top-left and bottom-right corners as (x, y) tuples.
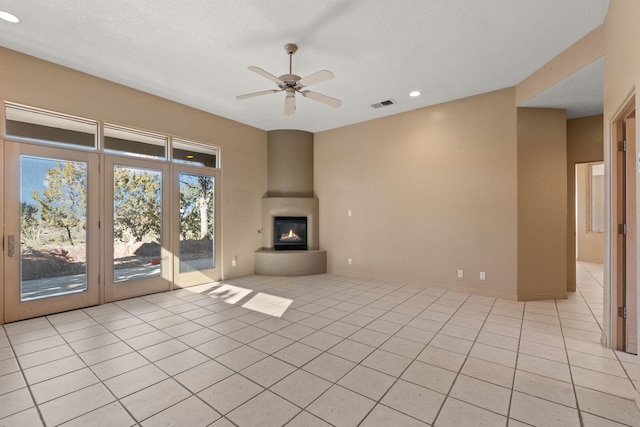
(254, 130), (327, 276)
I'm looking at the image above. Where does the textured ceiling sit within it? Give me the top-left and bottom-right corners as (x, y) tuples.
(0, 0), (609, 132)
(522, 57), (604, 119)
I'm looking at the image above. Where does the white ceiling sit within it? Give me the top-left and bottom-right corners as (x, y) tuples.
(522, 57), (604, 119)
(0, 0), (609, 133)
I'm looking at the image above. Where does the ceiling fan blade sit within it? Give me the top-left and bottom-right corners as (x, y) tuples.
(298, 70), (334, 87)
(236, 89), (281, 100)
(284, 95), (295, 115)
(301, 90), (342, 107)
(248, 66), (283, 85)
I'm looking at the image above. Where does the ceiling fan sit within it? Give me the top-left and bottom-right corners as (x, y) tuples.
(236, 43), (342, 115)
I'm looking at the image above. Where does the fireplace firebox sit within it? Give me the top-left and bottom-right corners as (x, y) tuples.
(274, 216), (307, 251)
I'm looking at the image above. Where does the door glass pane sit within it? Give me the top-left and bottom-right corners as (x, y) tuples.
(179, 173), (215, 272)
(113, 165), (162, 282)
(20, 156), (88, 301)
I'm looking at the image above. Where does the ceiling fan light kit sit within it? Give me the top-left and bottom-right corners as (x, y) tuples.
(236, 43), (342, 116)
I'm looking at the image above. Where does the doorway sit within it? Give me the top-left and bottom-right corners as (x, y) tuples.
(576, 162), (605, 264)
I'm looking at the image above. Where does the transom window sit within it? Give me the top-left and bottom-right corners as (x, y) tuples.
(5, 103), (98, 149)
(173, 138), (219, 168)
(3, 103), (221, 168)
(104, 124), (167, 159)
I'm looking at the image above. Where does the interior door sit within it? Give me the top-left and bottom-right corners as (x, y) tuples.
(617, 106), (638, 355)
(103, 156), (171, 301)
(627, 111), (637, 354)
(3, 141), (100, 322)
(173, 165), (221, 288)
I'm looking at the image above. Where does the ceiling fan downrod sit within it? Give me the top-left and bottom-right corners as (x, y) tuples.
(285, 43), (297, 75)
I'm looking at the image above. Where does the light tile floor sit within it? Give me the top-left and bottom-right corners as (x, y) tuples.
(0, 262), (638, 426)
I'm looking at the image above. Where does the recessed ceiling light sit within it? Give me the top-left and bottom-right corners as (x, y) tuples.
(409, 91), (421, 97)
(0, 11), (20, 23)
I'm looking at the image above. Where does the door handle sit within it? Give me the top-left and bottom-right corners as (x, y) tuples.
(7, 235), (15, 257)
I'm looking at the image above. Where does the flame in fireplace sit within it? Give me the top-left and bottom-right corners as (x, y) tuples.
(281, 228), (302, 241)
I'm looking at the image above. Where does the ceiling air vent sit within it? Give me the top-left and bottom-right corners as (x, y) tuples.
(371, 99), (396, 109)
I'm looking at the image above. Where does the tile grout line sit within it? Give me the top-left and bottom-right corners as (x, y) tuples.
(4, 284), (477, 426)
(35, 299), (204, 426)
(556, 297), (588, 427)
(556, 281), (636, 427)
(2, 269), (635, 426)
(108, 295), (262, 425)
(218, 277), (428, 425)
(574, 265), (605, 332)
(65, 302), (164, 426)
(351, 288), (471, 425)
(266, 281), (454, 425)
(288, 281), (450, 425)
(429, 293), (501, 426)
(4, 318), (56, 427)
(90, 294), (265, 426)
(504, 299), (526, 426)
(563, 278), (639, 427)
(112, 278), (407, 425)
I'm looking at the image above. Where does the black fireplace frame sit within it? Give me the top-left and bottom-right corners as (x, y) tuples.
(274, 216), (308, 251)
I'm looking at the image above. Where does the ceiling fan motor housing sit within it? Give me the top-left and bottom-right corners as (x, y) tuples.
(279, 74), (302, 90)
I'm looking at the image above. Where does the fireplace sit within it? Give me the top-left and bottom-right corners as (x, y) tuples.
(274, 216), (307, 251)
(256, 130), (325, 275)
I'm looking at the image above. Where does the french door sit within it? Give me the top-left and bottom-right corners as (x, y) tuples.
(3, 142), (100, 322)
(173, 165), (221, 288)
(3, 143), (221, 322)
(103, 156), (171, 301)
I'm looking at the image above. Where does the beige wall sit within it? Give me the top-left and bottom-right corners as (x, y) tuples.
(517, 108), (568, 300)
(267, 130), (314, 197)
(576, 163), (605, 264)
(567, 116), (605, 289)
(316, 89), (569, 301)
(316, 88), (520, 299)
(0, 47), (268, 279)
(603, 0), (640, 407)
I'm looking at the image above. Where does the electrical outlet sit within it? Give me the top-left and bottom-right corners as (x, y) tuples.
(348, 258), (352, 265)
(457, 269), (464, 278)
(231, 256), (237, 267)
(480, 272), (486, 280)
(348, 210), (352, 217)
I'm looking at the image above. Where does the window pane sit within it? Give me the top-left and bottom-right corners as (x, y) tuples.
(20, 156), (88, 300)
(173, 139), (219, 168)
(104, 124), (167, 159)
(113, 165), (163, 282)
(5, 103), (97, 149)
(179, 173), (215, 272)
(589, 162), (604, 233)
